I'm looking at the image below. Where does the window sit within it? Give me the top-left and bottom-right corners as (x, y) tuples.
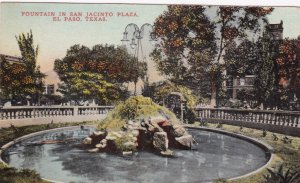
(240, 78), (245, 86)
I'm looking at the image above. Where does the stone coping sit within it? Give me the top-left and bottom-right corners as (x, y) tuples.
(1, 125), (274, 183)
(185, 125), (274, 181)
(2, 105), (114, 109)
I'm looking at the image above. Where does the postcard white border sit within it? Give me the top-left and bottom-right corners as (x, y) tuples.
(0, 0), (300, 7)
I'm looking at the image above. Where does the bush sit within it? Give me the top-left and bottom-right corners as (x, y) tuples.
(216, 123), (223, 128)
(184, 108), (197, 124)
(98, 96), (179, 131)
(0, 165), (45, 183)
(263, 164), (300, 183)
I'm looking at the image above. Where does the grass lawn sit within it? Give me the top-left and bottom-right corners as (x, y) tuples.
(190, 122), (300, 183)
(0, 121), (97, 183)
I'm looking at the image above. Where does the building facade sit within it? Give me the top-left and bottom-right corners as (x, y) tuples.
(43, 84), (56, 95)
(0, 54), (23, 64)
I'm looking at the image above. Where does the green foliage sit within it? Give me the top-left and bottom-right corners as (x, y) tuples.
(215, 7), (273, 63)
(0, 162), (8, 169)
(275, 38), (300, 109)
(97, 118), (126, 131)
(235, 89), (257, 108)
(144, 81), (198, 123)
(224, 27), (300, 109)
(183, 107), (197, 124)
(262, 129), (267, 137)
(114, 133), (137, 152)
(264, 164), (300, 183)
(54, 44), (146, 104)
(0, 165), (46, 183)
(57, 72), (121, 104)
(15, 30), (39, 72)
(97, 96), (179, 130)
(151, 81), (198, 108)
(151, 5), (217, 99)
(40, 94), (64, 105)
(224, 40), (259, 77)
(152, 6), (273, 106)
(212, 7), (272, 106)
(254, 32), (277, 109)
(0, 30), (45, 103)
(216, 123), (223, 128)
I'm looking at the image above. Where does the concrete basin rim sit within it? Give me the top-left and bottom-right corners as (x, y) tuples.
(186, 125), (274, 181)
(0, 125), (95, 165)
(1, 125), (273, 182)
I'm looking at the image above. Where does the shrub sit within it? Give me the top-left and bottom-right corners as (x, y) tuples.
(216, 123), (223, 128)
(98, 96), (180, 131)
(0, 165), (45, 183)
(263, 164), (300, 183)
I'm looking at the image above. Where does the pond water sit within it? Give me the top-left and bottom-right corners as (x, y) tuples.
(2, 126), (269, 183)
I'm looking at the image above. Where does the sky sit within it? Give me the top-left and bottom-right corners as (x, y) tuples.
(0, 3), (167, 85)
(0, 3), (299, 88)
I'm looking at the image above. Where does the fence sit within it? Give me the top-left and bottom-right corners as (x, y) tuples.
(1, 105), (300, 136)
(0, 106), (114, 120)
(194, 107), (300, 136)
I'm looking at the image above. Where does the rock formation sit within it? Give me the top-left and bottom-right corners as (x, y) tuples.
(82, 96), (195, 156)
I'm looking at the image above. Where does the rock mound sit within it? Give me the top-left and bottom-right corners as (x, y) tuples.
(83, 96), (195, 156)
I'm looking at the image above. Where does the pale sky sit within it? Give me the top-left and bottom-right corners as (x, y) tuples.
(0, 3), (299, 87)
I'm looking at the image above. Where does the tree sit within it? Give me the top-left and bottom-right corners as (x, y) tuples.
(224, 39), (259, 77)
(223, 22), (300, 109)
(152, 5), (273, 107)
(54, 44), (145, 104)
(223, 39), (259, 107)
(132, 60), (147, 95)
(16, 30), (39, 73)
(211, 6), (273, 106)
(253, 30), (278, 109)
(142, 80), (198, 123)
(57, 72), (121, 104)
(215, 7), (273, 64)
(275, 38), (300, 109)
(264, 164), (300, 183)
(0, 30), (44, 104)
(151, 5), (217, 101)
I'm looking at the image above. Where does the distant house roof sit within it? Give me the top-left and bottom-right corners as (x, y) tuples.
(267, 20), (283, 31)
(0, 54), (23, 64)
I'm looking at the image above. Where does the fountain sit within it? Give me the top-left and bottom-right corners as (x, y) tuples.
(82, 96), (194, 156)
(0, 96), (272, 182)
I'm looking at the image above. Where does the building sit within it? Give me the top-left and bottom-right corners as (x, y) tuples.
(0, 54), (23, 64)
(227, 75), (256, 99)
(43, 84), (56, 95)
(0, 54), (24, 98)
(227, 21), (284, 100)
(267, 20), (283, 40)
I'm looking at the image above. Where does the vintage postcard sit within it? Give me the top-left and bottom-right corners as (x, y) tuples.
(0, 1), (300, 183)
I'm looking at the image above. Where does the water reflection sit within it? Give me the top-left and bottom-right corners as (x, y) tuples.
(3, 127), (268, 183)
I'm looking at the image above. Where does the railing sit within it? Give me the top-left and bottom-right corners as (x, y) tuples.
(194, 107), (300, 128)
(0, 106), (114, 120)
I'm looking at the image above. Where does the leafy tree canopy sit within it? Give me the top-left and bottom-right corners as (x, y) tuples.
(151, 5), (217, 99)
(0, 30), (44, 103)
(54, 44), (145, 104)
(224, 39), (259, 77)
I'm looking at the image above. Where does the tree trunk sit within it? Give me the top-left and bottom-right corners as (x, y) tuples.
(210, 36), (224, 108)
(134, 81), (137, 96)
(210, 72), (217, 107)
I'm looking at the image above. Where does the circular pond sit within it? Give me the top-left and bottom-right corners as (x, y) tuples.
(1, 126), (270, 183)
